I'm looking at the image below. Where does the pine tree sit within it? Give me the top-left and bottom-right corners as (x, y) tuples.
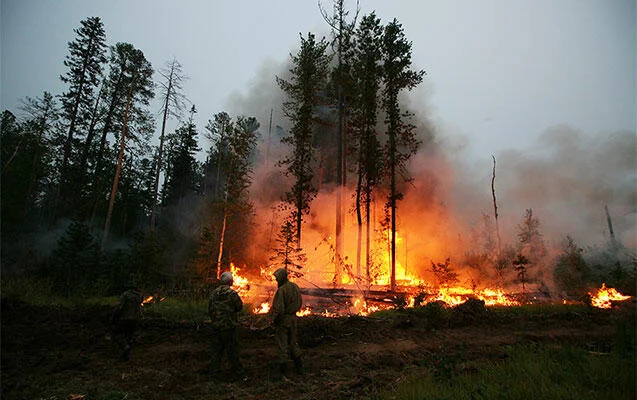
(271, 217), (307, 272)
(161, 106), (201, 207)
(380, 19), (425, 290)
(276, 33), (330, 245)
(203, 112), (233, 200)
(350, 12), (384, 282)
(15, 92), (60, 224)
(58, 17), (107, 214)
(554, 235), (590, 298)
(49, 219), (101, 296)
(319, 0), (359, 284)
(92, 43), (155, 221)
(201, 113), (259, 278)
(100, 43), (155, 249)
(515, 208), (547, 291)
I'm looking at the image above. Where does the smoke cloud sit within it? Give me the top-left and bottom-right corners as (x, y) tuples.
(223, 56), (636, 293)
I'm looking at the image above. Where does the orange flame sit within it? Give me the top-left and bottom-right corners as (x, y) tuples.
(230, 263), (251, 296)
(589, 283), (631, 309)
(141, 295), (166, 306)
(296, 306), (312, 317)
(254, 302), (270, 314)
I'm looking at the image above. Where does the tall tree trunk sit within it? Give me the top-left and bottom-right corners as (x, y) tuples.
(335, 84), (345, 283)
(216, 187), (229, 280)
(605, 205), (618, 253)
(365, 193), (372, 285)
(102, 74), (135, 251)
(491, 155), (502, 255)
(90, 68), (126, 224)
(389, 106), (397, 291)
(214, 121), (225, 200)
(150, 64), (175, 231)
(355, 169), (363, 277)
(265, 108), (273, 168)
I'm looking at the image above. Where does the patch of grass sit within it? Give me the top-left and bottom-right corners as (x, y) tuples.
(142, 296), (208, 323)
(489, 302), (590, 318)
(1, 277), (75, 307)
(377, 344), (636, 400)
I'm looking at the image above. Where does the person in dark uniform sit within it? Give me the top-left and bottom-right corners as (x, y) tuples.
(112, 280), (143, 361)
(208, 271), (246, 379)
(270, 268), (304, 377)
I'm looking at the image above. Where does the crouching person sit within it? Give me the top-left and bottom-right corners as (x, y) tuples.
(271, 268), (304, 378)
(208, 271), (246, 380)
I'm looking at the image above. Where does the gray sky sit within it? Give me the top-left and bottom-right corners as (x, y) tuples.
(1, 0), (635, 158)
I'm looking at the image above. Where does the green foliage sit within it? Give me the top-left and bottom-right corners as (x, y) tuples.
(142, 296), (208, 323)
(270, 215), (307, 271)
(58, 16), (107, 215)
(163, 105), (201, 205)
(47, 219), (103, 296)
(90, 41), (155, 229)
(409, 301), (451, 328)
(276, 32), (330, 244)
(554, 235), (590, 298)
(381, 344), (636, 400)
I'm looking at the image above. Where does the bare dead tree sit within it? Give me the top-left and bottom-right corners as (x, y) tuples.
(151, 58), (187, 231)
(491, 155), (502, 255)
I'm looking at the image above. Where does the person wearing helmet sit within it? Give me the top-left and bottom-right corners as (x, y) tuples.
(270, 268), (304, 377)
(112, 280), (143, 361)
(208, 271), (246, 380)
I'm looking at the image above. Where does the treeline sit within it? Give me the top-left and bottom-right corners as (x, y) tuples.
(5, 4), (631, 299)
(1, 16), (261, 295)
(1, 1), (434, 296)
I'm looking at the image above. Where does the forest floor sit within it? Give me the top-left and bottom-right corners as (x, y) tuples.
(1, 297), (633, 400)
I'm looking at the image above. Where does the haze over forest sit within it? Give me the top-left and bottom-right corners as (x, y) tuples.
(1, 1), (634, 299)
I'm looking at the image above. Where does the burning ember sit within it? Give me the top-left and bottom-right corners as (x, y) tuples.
(296, 306), (312, 317)
(588, 283), (632, 309)
(141, 295), (166, 306)
(254, 302), (270, 314)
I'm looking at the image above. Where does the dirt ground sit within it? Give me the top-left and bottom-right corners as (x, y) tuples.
(1, 298), (628, 400)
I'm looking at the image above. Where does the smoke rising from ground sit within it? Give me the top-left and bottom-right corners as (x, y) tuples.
(225, 57), (636, 292)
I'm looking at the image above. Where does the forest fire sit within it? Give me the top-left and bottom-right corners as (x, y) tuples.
(588, 283), (632, 309)
(224, 196), (631, 317)
(229, 263), (250, 296)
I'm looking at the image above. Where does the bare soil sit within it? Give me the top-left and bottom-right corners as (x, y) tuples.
(1, 298), (627, 400)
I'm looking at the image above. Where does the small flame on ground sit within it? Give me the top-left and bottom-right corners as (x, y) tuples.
(141, 296), (166, 306)
(296, 306), (312, 317)
(254, 302), (270, 314)
(589, 283), (631, 309)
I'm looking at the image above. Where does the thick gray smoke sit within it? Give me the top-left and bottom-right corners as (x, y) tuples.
(223, 56), (636, 290)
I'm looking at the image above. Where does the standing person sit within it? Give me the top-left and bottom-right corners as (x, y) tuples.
(208, 271), (246, 380)
(112, 280), (143, 361)
(270, 268), (304, 377)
